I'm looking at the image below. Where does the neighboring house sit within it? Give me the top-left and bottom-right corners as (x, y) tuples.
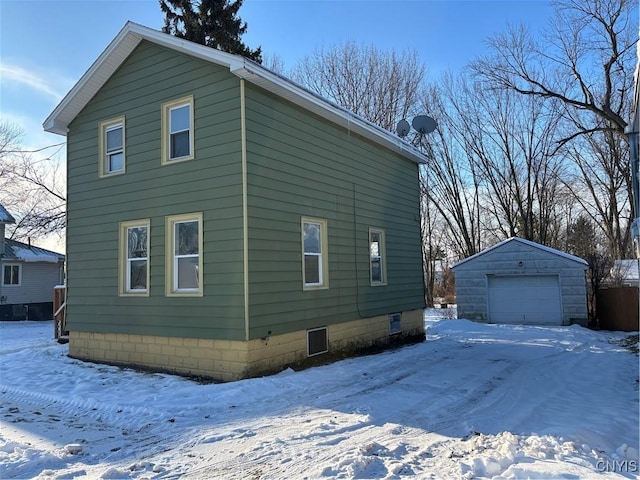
(452, 237), (588, 326)
(0, 205), (65, 321)
(611, 259), (639, 287)
(43, 22), (427, 381)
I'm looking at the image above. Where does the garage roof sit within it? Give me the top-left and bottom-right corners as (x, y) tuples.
(452, 237), (588, 269)
(43, 21), (427, 165)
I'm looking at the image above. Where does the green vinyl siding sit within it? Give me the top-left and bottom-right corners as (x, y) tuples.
(244, 85), (424, 339)
(65, 39), (424, 343)
(66, 41), (245, 340)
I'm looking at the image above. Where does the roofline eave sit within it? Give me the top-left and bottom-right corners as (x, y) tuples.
(452, 237), (589, 269)
(43, 22), (427, 165)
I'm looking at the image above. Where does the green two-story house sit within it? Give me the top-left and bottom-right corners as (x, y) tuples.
(44, 22), (427, 381)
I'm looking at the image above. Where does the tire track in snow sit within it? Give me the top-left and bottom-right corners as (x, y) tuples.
(135, 341), (490, 479)
(0, 384), (170, 431)
(0, 383), (184, 479)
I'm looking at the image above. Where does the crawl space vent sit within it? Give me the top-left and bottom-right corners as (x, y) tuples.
(389, 313), (402, 335)
(307, 327), (328, 357)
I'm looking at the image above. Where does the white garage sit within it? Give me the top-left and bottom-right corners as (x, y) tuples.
(452, 238), (588, 326)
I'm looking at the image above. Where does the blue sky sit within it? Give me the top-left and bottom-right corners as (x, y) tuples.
(0, 0), (554, 151)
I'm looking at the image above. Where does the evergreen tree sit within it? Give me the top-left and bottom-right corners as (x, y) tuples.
(566, 215), (597, 260)
(160, 0), (262, 62)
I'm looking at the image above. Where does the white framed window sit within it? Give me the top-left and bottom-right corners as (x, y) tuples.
(166, 212), (203, 296)
(119, 220), (150, 296)
(2, 264), (21, 286)
(162, 96), (194, 164)
(302, 217), (329, 290)
(99, 117), (125, 176)
(369, 228), (387, 286)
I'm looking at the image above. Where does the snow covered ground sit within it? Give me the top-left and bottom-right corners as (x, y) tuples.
(0, 311), (638, 479)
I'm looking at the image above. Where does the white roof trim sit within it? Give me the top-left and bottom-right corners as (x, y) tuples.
(43, 21), (427, 165)
(452, 237), (589, 269)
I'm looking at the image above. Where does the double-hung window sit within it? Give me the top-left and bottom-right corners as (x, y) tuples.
(2, 264), (20, 286)
(99, 117), (125, 176)
(162, 96), (194, 164)
(302, 217), (328, 289)
(166, 213), (203, 296)
(369, 228), (386, 285)
(119, 220), (149, 295)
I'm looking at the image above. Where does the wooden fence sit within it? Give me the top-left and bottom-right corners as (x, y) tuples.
(596, 286), (639, 332)
(53, 286), (67, 339)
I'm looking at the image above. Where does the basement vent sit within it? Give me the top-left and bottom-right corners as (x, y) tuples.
(389, 313), (402, 335)
(307, 327), (328, 357)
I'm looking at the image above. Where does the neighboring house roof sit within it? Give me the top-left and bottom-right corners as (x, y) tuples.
(0, 205), (16, 224)
(613, 259), (639, 283)
(452, 237), (588, 269)
(43, 21), (427, 165)
(3, 238), (65, 263)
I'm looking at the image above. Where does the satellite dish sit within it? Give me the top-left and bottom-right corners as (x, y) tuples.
(412, 115), (437, 135)
(396, 119), (410, 138)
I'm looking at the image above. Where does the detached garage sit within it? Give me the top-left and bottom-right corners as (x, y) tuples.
(452, 237), (588, 326)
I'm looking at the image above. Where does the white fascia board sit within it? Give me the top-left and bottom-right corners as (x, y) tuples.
(44, 23), (143, 135)
(452, 237), (588, 269)
(514, 237), (588, 266)
(43, 22), (233, 135)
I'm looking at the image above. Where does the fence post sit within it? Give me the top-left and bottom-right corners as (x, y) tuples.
(53, 286), (66, 339)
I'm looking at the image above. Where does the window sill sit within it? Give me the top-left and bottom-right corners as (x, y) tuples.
(162, 155), (194, 165)
(166, 291), (203, 297)
(303, 285), (329, 291)
(99, 170), (126, 178)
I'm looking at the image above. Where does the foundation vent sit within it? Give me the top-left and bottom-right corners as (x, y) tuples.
(307, 327), (328, 356)
(389, 313), (402, 335)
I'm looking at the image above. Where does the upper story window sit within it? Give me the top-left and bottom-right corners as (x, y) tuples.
(302, 217), (329, 290)
(166, 212), (203, 296)
(119, 220), (150, 296)
(2, 264), (21, 286)
(162, 96), (194, 164)
(369, 228), (387, 286)
(99, 117), (125, 176)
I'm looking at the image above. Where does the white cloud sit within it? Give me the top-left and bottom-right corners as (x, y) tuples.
(0, 62), (66, 101)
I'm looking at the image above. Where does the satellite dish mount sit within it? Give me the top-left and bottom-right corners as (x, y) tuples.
(397, 115), (437, 138)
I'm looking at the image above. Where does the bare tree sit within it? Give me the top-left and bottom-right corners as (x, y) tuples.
(471, 0), (637, 256)
(292, 42), (426, 132)
(0, 121), (66, 241)
(471, 85), (567, 247)
(418, 78), (483, 260)
(562, 112), (632, 258)
(422, 73), (568, 253)
(262, 53), (287, 75)
(0, 121), (23, 190)
(419, 172), (448, 307)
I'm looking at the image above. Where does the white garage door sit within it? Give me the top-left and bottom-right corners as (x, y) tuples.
(487, 275), (562, 325)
